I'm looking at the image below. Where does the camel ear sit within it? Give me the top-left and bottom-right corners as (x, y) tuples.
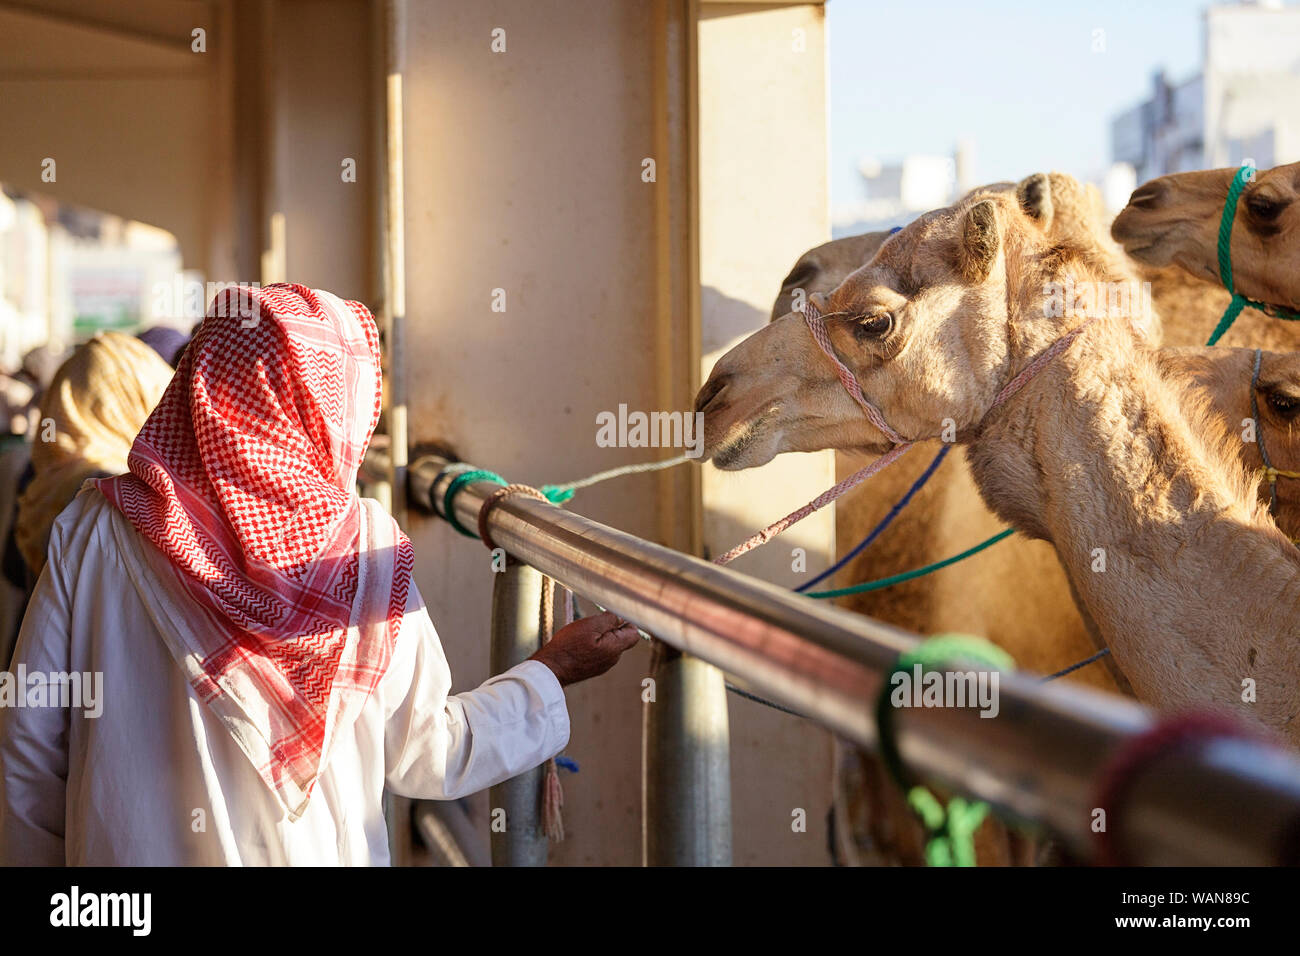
(959, 200), (1000, 283)
(1016, 173), (1053, 226)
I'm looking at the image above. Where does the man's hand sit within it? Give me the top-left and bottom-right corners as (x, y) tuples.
(529, 611), (641, 686)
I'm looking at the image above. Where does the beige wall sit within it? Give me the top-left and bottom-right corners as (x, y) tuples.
(0, 1), (219, 273)
(1, 0), (836, 866)
(271, 0), (375, 301)
(401, 0), (671, 866)
(698, 2), (835, 865)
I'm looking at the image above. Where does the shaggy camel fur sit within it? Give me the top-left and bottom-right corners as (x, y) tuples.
(764, 173), (1300, 865)
(703, 187), (1300, 744)
(1113, 161), (1300, 321)
(707, 185), (1300, 865)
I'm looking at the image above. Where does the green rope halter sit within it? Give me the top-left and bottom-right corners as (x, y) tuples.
(1206, 164), (1300, 346)
(874, 633), (1016, 867)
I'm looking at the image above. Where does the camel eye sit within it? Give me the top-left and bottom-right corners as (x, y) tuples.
(1246, 194), (1285, 222)
(853, 312), (893, 340)
(1265, 390), (1300, 419)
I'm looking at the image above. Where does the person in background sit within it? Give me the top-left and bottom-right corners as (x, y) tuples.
(0, 284), (639, 865)
(136, 324), (191, 368)
(12, 333), (174, 584)
(0, 372), (37, 653)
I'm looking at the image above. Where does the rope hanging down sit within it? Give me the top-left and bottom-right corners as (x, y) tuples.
(873, 633), (1015, 867)
(795, 444), (952, 592)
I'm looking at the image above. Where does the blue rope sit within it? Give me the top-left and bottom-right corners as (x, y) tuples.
(1040, 647), (1111, 682)
(796, 445), (951, 592)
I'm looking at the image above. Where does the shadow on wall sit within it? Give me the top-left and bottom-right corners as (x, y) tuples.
(703, 284), (773, 360)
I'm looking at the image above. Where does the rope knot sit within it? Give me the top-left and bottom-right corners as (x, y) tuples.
(476, 483), (550, 553)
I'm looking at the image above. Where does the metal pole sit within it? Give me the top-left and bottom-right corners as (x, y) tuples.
(404, 454), (1300, 867)
(487, 560), (550, 867)
(382, 0), (409, 526)
(643, 644), (731, 865)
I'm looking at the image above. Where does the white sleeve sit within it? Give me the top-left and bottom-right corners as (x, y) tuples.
(0, 544), (70, 865)
(382, 584), (570, 800)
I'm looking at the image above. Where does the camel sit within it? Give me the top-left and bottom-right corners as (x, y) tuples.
(768, 174), (1299, 694)
(765, 175), (1300, 865)
(704, 185), (1300, 751)
(709, 183), (1300, 865)
(1113, 161), (1300, 324)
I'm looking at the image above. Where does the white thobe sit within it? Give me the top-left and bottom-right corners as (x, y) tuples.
(0, 487), (570, 865)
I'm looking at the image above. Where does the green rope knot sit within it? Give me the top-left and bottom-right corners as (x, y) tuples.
(874, 632), (1015, 867)
(539, 485), (576, 504)
(907, 789), (989, 868)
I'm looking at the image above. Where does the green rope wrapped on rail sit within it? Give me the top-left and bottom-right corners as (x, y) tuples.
(442, 470), (505, 537)
(874, 633), (1016, 867)
(442, 468), (579, 537)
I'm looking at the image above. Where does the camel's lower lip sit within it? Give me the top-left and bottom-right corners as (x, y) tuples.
(706, 406), (778, 469)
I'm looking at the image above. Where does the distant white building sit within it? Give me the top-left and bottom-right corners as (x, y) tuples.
(1111, 1), (1300, 185)
(833, 141), (976, 238)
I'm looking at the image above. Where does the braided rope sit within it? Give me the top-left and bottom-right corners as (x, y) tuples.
(991, 319), (1096, 408)
(1207, 165), (1300, 346)
(476, 483), (549, 552)
(802, 301), (906, 444)
(538, 575), (566, 842)
(541, 454), (691, 502)
(443, 469), (505, 538)
(795, 444), (952, 592)
(711, 442), (914, 566)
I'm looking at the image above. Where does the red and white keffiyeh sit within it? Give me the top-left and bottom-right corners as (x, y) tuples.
(97, 283), (414, 819)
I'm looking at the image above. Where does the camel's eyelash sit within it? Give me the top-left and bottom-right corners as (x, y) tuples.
(1263, 390), (1300, 418)
(852, 312), (894, 340)
(1245, 195), (1285, 222)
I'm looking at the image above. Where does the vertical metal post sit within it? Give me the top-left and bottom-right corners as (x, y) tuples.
(383, 0), (409, 527)
(643, 643), (732, 866)
(488, 561), (550, 867)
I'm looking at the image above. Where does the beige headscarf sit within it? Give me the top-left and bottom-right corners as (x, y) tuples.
(16, 332), (174, 574)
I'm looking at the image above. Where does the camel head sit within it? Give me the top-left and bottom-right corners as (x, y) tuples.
(768, 173), (1156, 332)
(698, 186), (1135, 469)
(1112, 162), (1300, 310)
(770, 232), (891, 320)
(1161, 347), (1300, 539)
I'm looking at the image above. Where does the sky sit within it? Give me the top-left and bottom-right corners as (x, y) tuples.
(827, 0), (1213, 214)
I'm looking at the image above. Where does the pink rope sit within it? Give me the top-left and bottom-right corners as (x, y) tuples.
(713, 442), (914, 565)
(990, 318), (1096, 409)
(802, 302), (906, 444)
(711, 303), (1095, 569)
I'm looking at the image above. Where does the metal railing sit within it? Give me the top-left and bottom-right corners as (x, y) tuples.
(400, 453), (1300, 867)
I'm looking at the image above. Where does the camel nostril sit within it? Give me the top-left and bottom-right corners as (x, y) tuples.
(1127, 181), (1166, 210)
(695, 375), (730, 414)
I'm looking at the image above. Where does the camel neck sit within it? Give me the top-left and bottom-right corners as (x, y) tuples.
(968, 319), (1300, 740)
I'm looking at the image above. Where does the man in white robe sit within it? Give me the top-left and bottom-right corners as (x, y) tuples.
(0, 285), (638, 865)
